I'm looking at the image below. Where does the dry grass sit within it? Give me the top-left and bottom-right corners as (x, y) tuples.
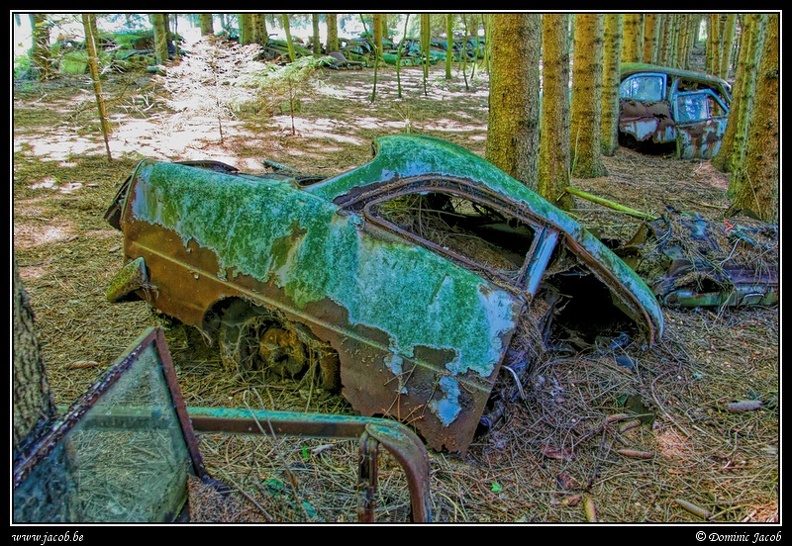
(12, 40), (779, 525)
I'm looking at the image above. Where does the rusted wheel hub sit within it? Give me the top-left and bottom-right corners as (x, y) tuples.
(257, 326), (307, 378)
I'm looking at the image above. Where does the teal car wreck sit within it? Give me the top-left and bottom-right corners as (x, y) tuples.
(105, 135), (664, 454)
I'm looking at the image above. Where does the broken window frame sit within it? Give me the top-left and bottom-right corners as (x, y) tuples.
(619, 72), (668, 102)
(346, 175), (559, 294)
(12, 327), (434, 523)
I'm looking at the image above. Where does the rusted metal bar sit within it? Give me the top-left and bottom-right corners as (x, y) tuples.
(187, 406), (433, 522)
(357, 432), (378, 522)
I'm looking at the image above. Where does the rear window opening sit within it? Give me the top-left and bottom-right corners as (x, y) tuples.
(367, 190), (537, 284)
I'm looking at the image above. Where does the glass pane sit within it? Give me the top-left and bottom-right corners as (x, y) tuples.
(676, 94), (709, 123)
(13, 339), (194, 523)
(620, 75), (664, 101)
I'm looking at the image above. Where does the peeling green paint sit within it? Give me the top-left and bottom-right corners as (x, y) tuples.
(128, 158), (521, 380)
(308, 135), (663, 341)
(429, 376), (462, 426)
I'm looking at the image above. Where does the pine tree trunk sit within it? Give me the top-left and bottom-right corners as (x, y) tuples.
(729, 14), (778, 223)
(326, 14), (338, 52)
(713, 14), (766, 175)
(570, 14), (607, 178)
(199, 13), (214, 36)
(312, 14), (321, 56)
(13, 260), (56, 460)
(81, 14), (112, 161)
(29, 14), (52, 80)
(150, 13), (169, 65)
(600, 13), (623, 156)
(719, 13), (737, 79)
(538, 13), (573, 210)
(621, 13), (642, 63)
(642, 13), (659, 64)
(486, 13), (541, 188)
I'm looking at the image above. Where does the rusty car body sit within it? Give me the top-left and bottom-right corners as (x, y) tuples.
(618, 63), (732, 159)
(104, 134), (664, 454)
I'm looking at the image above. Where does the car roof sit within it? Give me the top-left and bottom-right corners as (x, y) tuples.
(620, 62), (730, 89)
(306, 134), (664, 344)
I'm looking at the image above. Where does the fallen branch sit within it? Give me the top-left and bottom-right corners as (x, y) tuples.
(565, 186), (657, 221)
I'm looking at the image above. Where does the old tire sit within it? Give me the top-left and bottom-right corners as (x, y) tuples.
(218, 301), (340, 391)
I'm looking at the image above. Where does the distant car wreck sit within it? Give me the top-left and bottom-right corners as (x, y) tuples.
(104, 135), (664, 454)
(618, 63), (732, 159)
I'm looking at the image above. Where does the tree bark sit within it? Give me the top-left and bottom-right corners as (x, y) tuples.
(621, 13), (642, 63)
(312, 13), (321, 56)
(13, 259), (57, 461)
(713, 14), (766, 176)
(486, 13), (541, 188)
(81, 13), (112, 161)
(642, 13), (659, 64)
(729, 13), (778, 223)
(600, 13), (623, 156)
(281, 14), (296, 63)
(326, 14), (339, 52)
(29, 13), (52, 80)
(538, 13), (573, 210)
(199, 13), (214, 36)
(570, 14), (607, 178)
(150, 13), (170, 65)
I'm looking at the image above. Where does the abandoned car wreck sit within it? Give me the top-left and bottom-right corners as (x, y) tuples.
(618, 63), (732, 159)
(104, 134), (665, 454)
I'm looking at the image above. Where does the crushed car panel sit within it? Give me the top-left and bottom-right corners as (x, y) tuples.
(106, 134), (664, 454)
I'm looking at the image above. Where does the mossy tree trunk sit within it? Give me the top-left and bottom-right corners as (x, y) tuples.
(486, 13), (541, 188)
(600, 13), (623, 156)
(445, 14), (454, 80)
(713, 14), (766, 176)
(281, 14), (296, 62)
(312, 14), (321, 56)
(421, 13), (430, 95)
(150, 13), (169, 65)
(719, 13), (737, 79)
(729, 13), (778, 223)
(570, 13), (607, 178)
(199, 13), (214, 36)
(13, 258), (57, 461)
(642, 13), (659, 64)
(621, 13), (642, 63)
(326, 14), (338, 52)
(82, 13), (112, 160)
(29, 14), (52, 80)
(538, 13), (573, 210)
(238, 14), (254, 45)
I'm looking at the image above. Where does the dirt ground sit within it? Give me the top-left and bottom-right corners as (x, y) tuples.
(12, 42), (780, 525)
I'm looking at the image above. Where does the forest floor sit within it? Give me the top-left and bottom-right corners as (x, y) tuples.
(12, 39), (780, 525)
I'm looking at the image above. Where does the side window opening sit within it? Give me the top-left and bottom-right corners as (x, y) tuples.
(366, 190), (536, 284)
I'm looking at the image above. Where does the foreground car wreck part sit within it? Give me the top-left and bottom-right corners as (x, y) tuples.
(13, 328), (206, 522)
(618, 63), (732, 159)
(105, 134), (664, 454)
(12, 327), (433, 523)
(187, 406), (432, 523)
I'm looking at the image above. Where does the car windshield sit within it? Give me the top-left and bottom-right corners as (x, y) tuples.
(620, 74), (665, 101)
